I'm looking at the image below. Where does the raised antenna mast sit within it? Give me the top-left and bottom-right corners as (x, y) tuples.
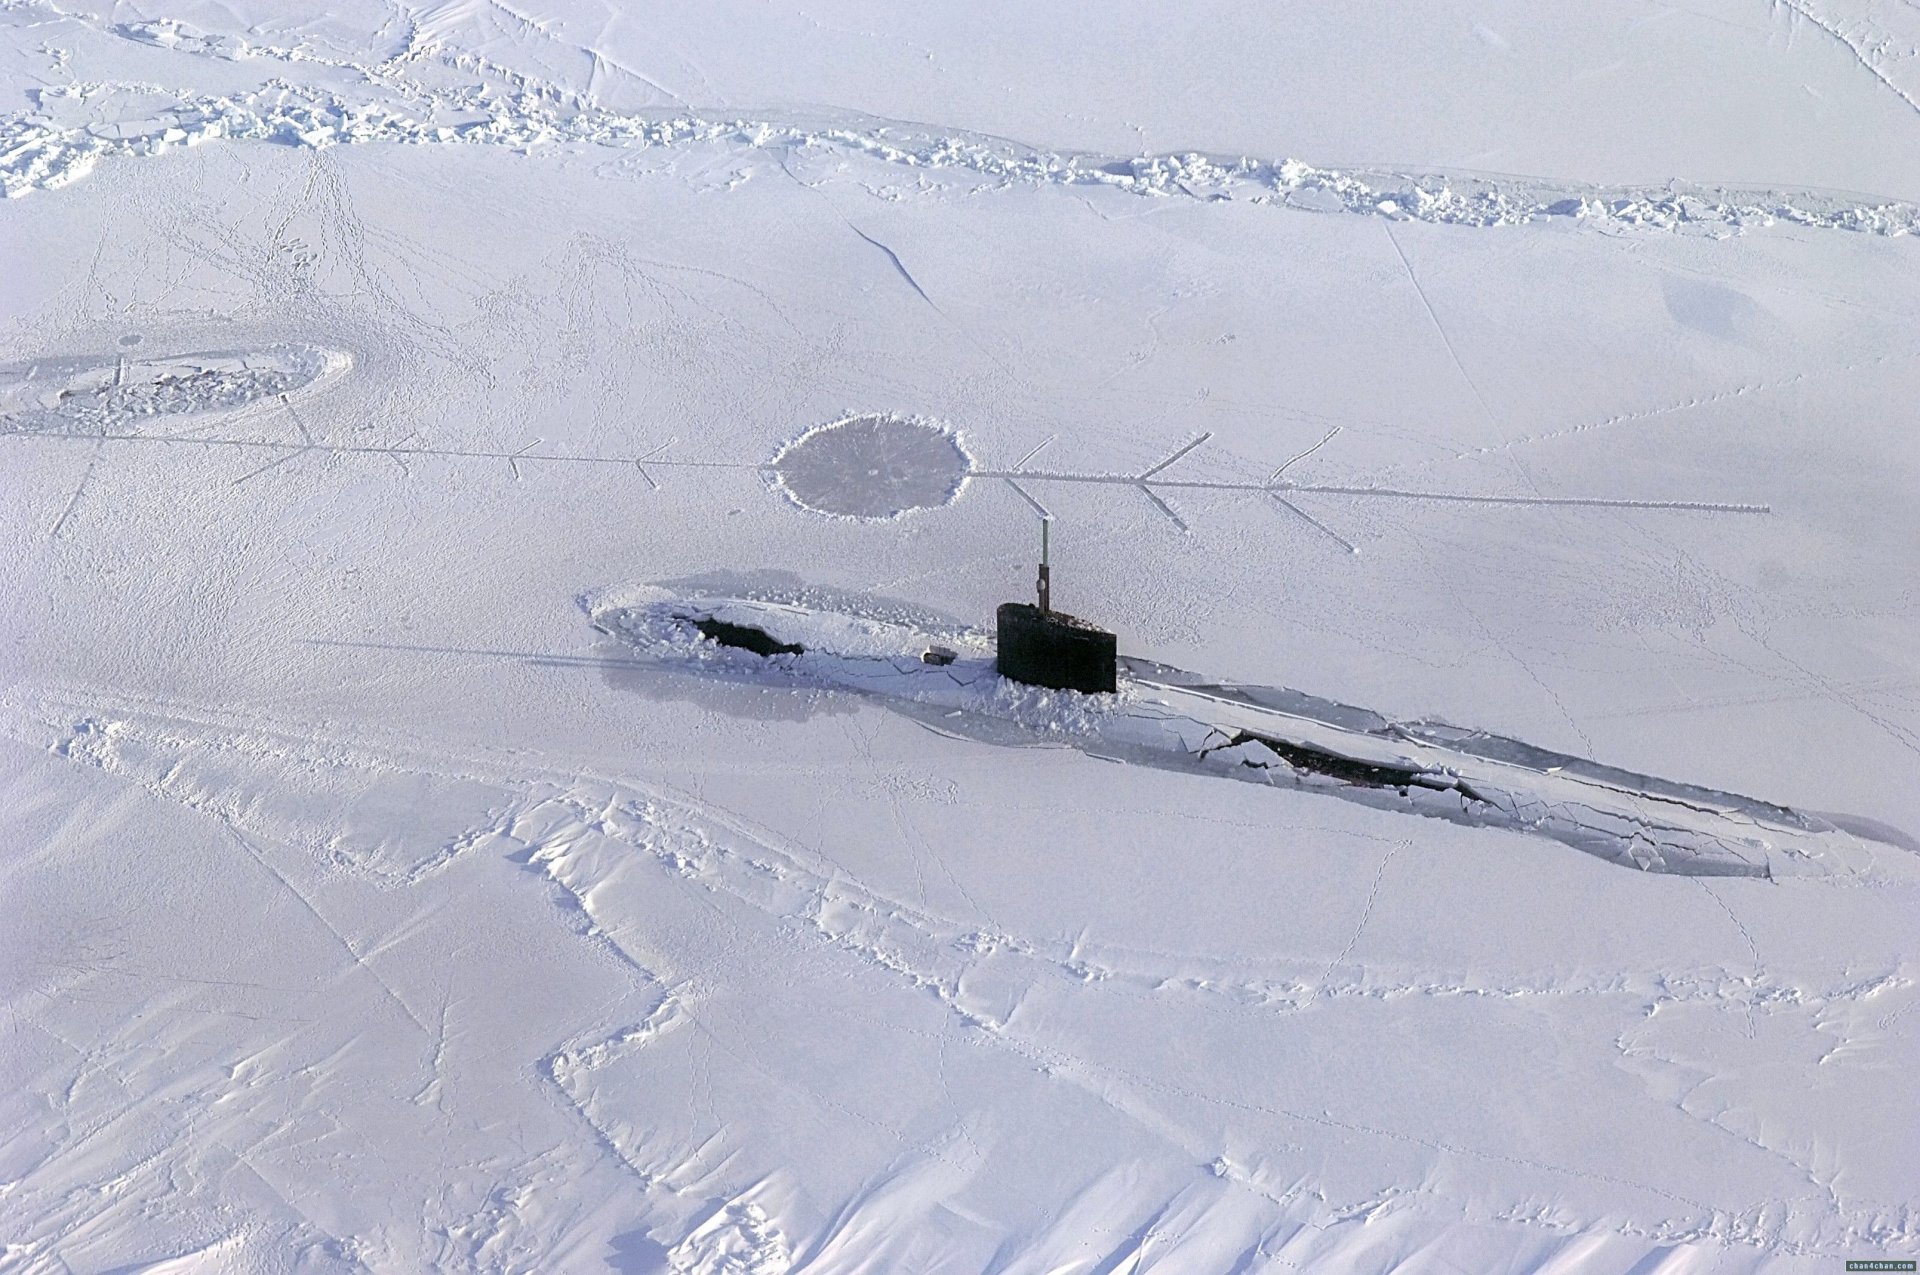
(1036, 517), (1052, 613)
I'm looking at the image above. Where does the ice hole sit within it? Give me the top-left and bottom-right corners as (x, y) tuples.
(770, 414), (971, 519)
(692, 617), (805, 657)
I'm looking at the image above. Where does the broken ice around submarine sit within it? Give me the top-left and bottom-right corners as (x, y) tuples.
(586, 584), (1904, 880)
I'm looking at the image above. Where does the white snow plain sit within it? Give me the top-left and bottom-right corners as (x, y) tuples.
(3, 3), (1920, 1273)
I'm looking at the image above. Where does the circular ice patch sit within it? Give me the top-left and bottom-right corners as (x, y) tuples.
(771, 414), (971, 519)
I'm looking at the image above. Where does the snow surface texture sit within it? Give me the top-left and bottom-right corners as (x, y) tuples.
(4, 2), (1920, 1273)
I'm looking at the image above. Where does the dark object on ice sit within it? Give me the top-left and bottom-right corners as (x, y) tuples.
(1036, 518), (1053, 613)
(1205, 729), (1471, 796)
(922, 645), (957, 666)
(996, 517), (1117, 693)
(693, 616), (804, 657)
(996, 604), (1117, 694)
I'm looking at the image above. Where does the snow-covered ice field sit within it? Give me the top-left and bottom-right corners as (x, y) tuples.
(3, 3), (1920, 1272)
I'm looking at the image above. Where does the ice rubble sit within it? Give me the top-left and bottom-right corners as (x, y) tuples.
(0, 344), (349, 436)
(7, 76), (1920, 240)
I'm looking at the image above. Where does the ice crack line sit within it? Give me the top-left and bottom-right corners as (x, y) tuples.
(1777, 0), (1920, 121)
(4, 79), (1919, 237)
(7, 418), (1772, 549)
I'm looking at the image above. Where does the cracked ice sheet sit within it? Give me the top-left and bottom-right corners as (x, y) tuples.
(0, 738), (649, 1271)
(7, 703), (1916, 1272)
(661, 708), (1920, 1220)
(2, 53), (1919, 1275)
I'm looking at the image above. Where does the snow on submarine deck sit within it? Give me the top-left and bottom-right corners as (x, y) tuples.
(587, 587), (1907, 879)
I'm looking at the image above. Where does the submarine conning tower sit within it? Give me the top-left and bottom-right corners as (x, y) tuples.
(995, 519), (1118, 695)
